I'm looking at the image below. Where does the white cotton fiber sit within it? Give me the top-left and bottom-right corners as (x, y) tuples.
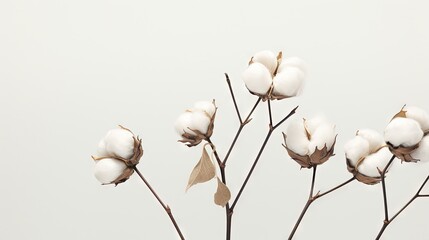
(189, 111), (211, 135)
(411, 136), (429, 162)
(242, 62), (273, 95)
(102, 128), (135, 159)
(404, 106), (429, 132)
(278, 57), (307, 77)
(175, 112), (196, 135)
(344, 136), (370, 167)
(357, 129), (385, 153)
(272, 67), (304, 97)
(194, 101), (216, 118)
(357, 147), (392, 177)
(285, 119), (310, 156)
(252, 50), (278, 75)
(384, 118), (424, 147)
(94, 158), (127, 184)
(307, 123), (336, 155)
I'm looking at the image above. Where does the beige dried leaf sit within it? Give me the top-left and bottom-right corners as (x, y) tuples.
(214, 177), (231, 207)
(186, 148), (216, 191)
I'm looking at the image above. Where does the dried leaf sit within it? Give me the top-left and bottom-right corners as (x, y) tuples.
(186, 148), (216, 191)
(214, 177), (231, 207)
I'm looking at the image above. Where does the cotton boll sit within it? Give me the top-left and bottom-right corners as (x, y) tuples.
(103, 129), (135, 159)
(252, 50), (278, 75)
(278, 57), (307, 77)
(411, 136), (429, 162)
(307, 123), (336, 155)
(285, 119), (310, 156)
(175, 112), (196, 136)
(94, 158), (127, 184)
(194, 101), (216, 118)
(242, 62), (273, 95)
(385, 118), (424, 147)
(357, 147), (392, 177)
(344, 136), (370, 167)
(189, 111), (211, 135)
(404, 106), (429, 132)
(357, 129), (385, 153)
(272, 67), (304, 97)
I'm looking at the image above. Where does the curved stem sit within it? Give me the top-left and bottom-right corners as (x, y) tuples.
(133, 167), (185, 240)
(225, 73), (242, 124)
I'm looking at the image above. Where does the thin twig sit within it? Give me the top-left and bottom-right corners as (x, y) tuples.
(375, 174), (429, 240)
(223, 98), (261, 166)
(374, 155), (396, 240)
(268, 100), (273, 128)
(289, 166), (318, 240)
(289, 172), (355, 239)
(231, 105), (298, 211)
(225, 73), (242, 124)
(133, 167), (185, 240)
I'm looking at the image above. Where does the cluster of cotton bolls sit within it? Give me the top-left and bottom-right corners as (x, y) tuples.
(283, 116), (337, 168)
(92, 126), (143, 185)
(384, 106), (429, 162)
(345, 129), (392, 185)
(242, 50), (306, 100)
(175, 100), (216, 147)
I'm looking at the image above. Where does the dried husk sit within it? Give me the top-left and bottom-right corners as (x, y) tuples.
(386, 142), (419, 163)
(92, 126), (144, 185)
(346, 158), (381, 185)
(214, 177), (231, 207)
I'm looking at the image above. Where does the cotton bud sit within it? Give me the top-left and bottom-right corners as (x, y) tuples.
(385, 106), (429, 162)
(242, 50), (306, 100)
(92, 126), (143, 185)
(175, 100), (217, 147)
(283, 116), (336, 168)
(345, 130), (391, 185)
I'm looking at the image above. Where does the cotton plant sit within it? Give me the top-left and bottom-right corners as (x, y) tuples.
(88, 50), (429, 240)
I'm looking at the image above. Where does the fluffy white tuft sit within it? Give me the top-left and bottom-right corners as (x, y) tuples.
(278, 57), (307, 77)
(242, 62), (273, 95)
(384, 118), (424, 147)
(100, 128), (135, 159)
(252, 50), (278, 75)
(307, 123), (336, 155)
(94, 158), (127, 184)
(344, 136), (370, 167)
(404, 106), (429, 132)
(411, 136), (429, 162)
(175, 111), (196, 136)
(357, 129), (385, 153)
(97, 138), (109, 157)
(357, 147), (392, 177)
(285, 119), (310, 156)
(272, 67), (304, 97)
(194, 101), (216, 117)
(189, 111), (211, 134)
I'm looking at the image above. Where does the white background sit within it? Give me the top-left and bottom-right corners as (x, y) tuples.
(1, 0), (429, 239)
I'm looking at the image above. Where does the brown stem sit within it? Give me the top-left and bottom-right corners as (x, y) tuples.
(206, 138), (232, 240)
(225, 73), (242, 124)
(289, 170), (355, 239)
(289, 166), (317, 239)
(133, 167), (185, 240)
(223, 98), (261, 166)
(231, 105), (298, 211)
(376, 174), (429, 240)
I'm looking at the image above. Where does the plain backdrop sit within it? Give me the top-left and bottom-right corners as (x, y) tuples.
(1, 0), (429, 239)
